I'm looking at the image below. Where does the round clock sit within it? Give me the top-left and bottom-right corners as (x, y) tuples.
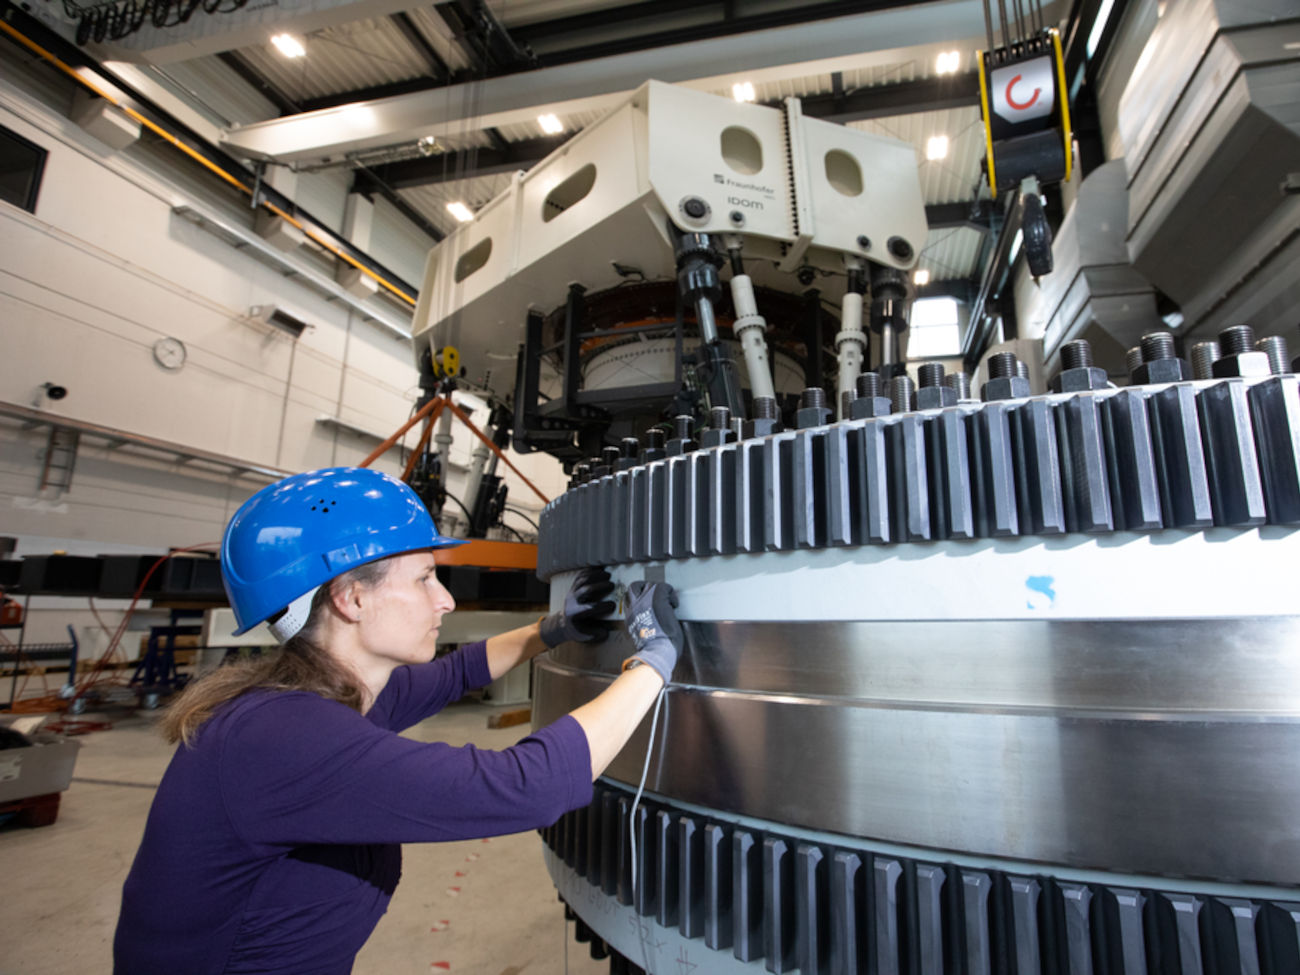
(152, 336), (187, 371)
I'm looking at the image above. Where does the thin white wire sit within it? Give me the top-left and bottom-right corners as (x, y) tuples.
(628, 685), (668, 974)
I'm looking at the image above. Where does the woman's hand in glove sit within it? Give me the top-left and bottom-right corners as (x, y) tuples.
(539, 567), (617, 647)
(621, 581), (684, 685)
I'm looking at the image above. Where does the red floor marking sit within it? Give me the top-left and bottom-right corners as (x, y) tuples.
(481, 838), (491, 843)
(430, 920), (450, 932)
(445, 887), (461, 897)
(465, 853), (480, 862)
(431, 962), (451, 970)
(454, 870), (467, 877)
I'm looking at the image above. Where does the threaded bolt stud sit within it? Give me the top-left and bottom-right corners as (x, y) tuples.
(987, 352), (1019, 379)
(891, 375), (915, 413)
(1059, 340), (1093, 370)
(943, 371), (972, 399)
(1218, 325), (1256, 356)
(801, 387), (827, 410)
(1140, 332), (1177, 362)
(645, 428), (666, 450)
(1257, 335), (1290, 376)
(710, 405), (731, 430)
(674, 415), (693, 440)
(751, 396), (779, 420)
(856, 373), (881, 399)
(917, 362), (945, 388)
(1190, 341), (1220, 380)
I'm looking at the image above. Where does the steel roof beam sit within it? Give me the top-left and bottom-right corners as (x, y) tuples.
(222, 0), (1056, 164)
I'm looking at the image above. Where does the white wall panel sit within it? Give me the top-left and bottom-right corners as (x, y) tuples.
(0, 64), (561, 675)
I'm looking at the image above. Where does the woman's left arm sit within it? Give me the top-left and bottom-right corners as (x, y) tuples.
(484, 622), (548, 681)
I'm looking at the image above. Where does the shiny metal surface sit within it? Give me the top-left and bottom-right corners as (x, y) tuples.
(535, 616), (1300, 887)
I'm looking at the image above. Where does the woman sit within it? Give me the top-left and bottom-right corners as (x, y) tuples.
(113, 466), (682, 975)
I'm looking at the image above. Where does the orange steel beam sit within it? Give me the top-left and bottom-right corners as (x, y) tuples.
(359, 397), (443, 469)
(401, 410), (439, 482)
(441, 399), (550, 505)
(433, 539), (538, 570)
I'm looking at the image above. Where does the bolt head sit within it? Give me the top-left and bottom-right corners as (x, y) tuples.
(849, 396), (892, 420)
(981, 375), (1031, 402)
(740, 417), (781, 439)
(1211, 351), (1272, 378)
(730, 210), (745, 225)
(1131, 358), (1193, 385)
(915, 386), (958, 410)
(1049, 366), (1109, 393)
(682, 197), (708, 219)
(857, 235), (871, 249)
(795, 405), (832, 429)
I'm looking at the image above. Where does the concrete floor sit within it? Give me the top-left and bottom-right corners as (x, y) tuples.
(0, 701), (608, 975)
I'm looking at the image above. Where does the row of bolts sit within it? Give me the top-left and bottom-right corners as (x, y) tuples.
(568, 324), (1293, 484)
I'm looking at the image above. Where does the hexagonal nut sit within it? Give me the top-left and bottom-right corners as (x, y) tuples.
(915, 385), (958, 410)
(741, 417), (781, 439)
(1131, 358), (1193, 385)
(1211, 351), (1272, 379)
(795, 406), (832, 429)
(981, 375), (1031, 402)
(699, 428), (734, 449)
(1049, 366), (1109, 393)
(849, 396), (892, 420)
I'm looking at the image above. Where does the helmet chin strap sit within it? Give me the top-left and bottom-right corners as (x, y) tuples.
(268, 586), (321, 644)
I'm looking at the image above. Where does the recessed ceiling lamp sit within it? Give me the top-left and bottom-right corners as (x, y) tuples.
(446, 201), (474, 223)
(732, 81), (756, 103)
(270, 33), (306, 58)
(538, 113), (564, 135)
(913, 269), (931, 286)
(926, 135), (950, 161)
(935, 50), (960, 74)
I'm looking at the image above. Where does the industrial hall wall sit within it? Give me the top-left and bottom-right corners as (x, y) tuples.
(0, 55), (562, 652)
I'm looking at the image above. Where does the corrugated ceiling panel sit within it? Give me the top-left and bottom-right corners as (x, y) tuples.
(150, 56), (278, 125)
(239, 17), (432, 103)
(850, 105), (987, 205)
(399, 173), (517, 237)
(915, 224), (985, 282)
(403, 8), (475, 73)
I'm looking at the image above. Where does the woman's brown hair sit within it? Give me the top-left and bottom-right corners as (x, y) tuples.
(159, 560), (390, 746)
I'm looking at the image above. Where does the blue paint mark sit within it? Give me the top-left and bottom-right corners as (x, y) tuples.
(1026, 575), (1056, 610)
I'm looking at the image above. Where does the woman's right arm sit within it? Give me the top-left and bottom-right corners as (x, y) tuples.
(569, 664), (666, 779)
(568, 580), (683, 780)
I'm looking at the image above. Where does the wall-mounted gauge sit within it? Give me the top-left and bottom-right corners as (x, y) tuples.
(152, 336), (187, 371)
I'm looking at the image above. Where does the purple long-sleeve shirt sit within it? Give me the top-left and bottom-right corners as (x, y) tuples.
(113, 642), (592, 975)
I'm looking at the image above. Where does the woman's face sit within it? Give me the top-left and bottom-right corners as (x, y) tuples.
(354, 551), (456, 666)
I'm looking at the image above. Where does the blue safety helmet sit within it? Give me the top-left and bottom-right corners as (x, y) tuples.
(221, 466), (465, 635)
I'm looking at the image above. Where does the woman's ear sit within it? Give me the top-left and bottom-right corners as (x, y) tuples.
(328, 578), (364, 624)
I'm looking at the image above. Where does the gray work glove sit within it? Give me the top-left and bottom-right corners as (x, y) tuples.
(539, 567), (616, 648)
(621, 581), (684, 685)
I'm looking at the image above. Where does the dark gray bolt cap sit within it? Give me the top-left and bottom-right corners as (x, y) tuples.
(1211, 351), (1272, 378)
(1049, 366), (1110, 393)
(849, 396), (892, 420)
(915, 386), (958, 410)
(1132, 358), (1193, 385)
(981, 375), (1032, 402)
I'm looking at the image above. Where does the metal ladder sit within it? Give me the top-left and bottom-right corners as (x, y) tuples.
(38, 427), (79, 494)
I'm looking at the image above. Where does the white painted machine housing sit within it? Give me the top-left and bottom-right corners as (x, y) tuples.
(411, 80), (927, 397)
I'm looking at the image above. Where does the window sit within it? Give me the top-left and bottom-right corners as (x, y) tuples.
(0, 125), (47, 214)
(906, 297), (962, 358)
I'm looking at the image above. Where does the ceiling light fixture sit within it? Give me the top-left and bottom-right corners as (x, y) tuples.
(732, 81), (756, 103)
(270, 33), (306, 58)
(913, 269), (931, 286)
(537, 113), (564, 135)
(446, 201), (474, 223)
(926, 135), (950, 161)
(935, 50), (960, 75)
